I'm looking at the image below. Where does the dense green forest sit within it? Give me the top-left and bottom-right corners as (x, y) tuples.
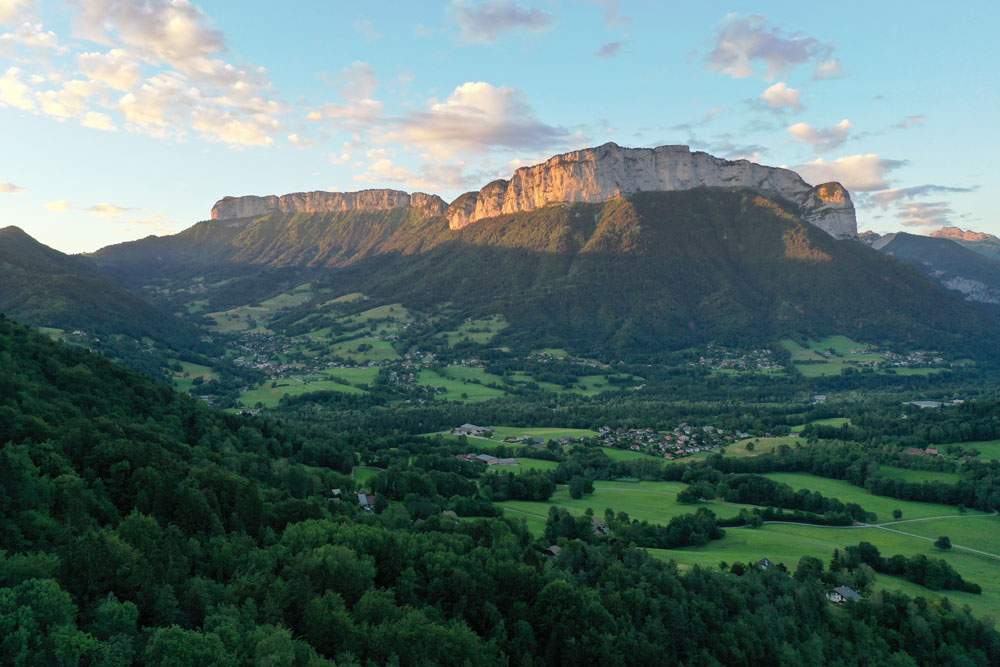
(2, 316), (1000, 665)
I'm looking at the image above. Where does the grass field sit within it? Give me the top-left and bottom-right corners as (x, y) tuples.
(651, 521), (999, 619)
(951, 440), (1000, 462)
(877, 466), (963, 484)
(238, 376), (367, 408)
(354, 467), (382, 488)
(790, 417), (850, 433)
(328, 337), (400, 363)
(171, 360), (219, 393)
(760, 472), (983, 522)
(707, 437), (801, 458)
(206, 285), (314, 333)
(511, 458), (560, 473)
(780, 336), (946, 378)
(601, 447), (655, 462)
(489, 426), (599, 442)
(416, 369), (507, 403)
(320, 366), (381, 386)
(497, 480), (759, 528)
(438, 315), (508, 346)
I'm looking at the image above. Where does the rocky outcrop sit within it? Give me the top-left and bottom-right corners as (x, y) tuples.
(930, 227), (999, 243)
(211, 189), (447, 220)
(444, 143), (857, 239)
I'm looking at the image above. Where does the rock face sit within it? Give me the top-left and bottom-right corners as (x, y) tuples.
(930, 227), (999, 243)
(444, 143), (857, 239)
(211, 189), (447, 220)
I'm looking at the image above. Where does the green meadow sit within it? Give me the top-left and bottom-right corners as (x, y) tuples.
(760, 472), (984, 522)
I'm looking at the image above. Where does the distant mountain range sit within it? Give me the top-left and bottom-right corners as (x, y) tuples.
(91, 189), (996, 357)
(929, 226), (1000, 260)
(0, 225), (203, 349)
(862, 230), (1000, 311)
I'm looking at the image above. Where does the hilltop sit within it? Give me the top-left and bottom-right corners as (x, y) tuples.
(929, 226), (1000, 260)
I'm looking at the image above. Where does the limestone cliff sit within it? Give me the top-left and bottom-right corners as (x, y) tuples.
(444, 143), (857, 239)
(929, 227), (999, 243)
(211, 189), (447, 220)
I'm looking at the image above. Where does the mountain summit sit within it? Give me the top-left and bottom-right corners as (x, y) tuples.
(209, 143), (858, 239)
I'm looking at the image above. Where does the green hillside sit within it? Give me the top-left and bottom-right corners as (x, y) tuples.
(1, 315), (998, 665)
(0, 226), (203, 350)
(90, 190), (998, 358)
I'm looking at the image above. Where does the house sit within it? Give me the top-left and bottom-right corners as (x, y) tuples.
(474, 454), (499, 465)
(357, 493), (376, 510)
(543, 545), (562, 558)
(456, 423), (493, 437)
(756, 558), (775, 571)
(592, 515), (609, 536)
(441, 510), (458, 518)
(498, 458), (520, 466)
(827, 586), (861, 603)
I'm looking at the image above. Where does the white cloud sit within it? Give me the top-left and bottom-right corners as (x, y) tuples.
(385, 81), (566, 156)
(707, 14), (831, 80)
(0, 181), (24, 193)
(287, 133), (315, 148)
(897, 201), (952, 228)
(45, 199), (71, 210)
(793, 154), (905, 191)
(787, 119), (852, 151)
(448, 0), (552, 45)
(0, 66), (34, 109)
(78, 49), (141, 90)
(759, 82), (802, 110)
(870, 184), (973, 209)
(813, 59), (845, 80)
(81, 110), (115, 130)
(71, 0), (223, 66)
(0, 22), (61, 55)
(89, 202), (130, 217)
(311, 61), (383, 129)
(353, 18), (382, 40)
(0, 0), (31, 24)
(354, 158), (481, 192)
(190, 107), (279, 147)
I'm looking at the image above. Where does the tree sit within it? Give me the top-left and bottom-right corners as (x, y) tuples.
(892, 509), (903, 521)
(745, 441), (755, 452)
(934, 536), (952, 551)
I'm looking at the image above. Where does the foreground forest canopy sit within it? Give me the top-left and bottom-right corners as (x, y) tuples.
(2, 315), (1000, 666)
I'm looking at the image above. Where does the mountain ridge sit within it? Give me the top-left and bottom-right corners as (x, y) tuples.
(90, 190), (995, 357)
(208, 143), (858, 240)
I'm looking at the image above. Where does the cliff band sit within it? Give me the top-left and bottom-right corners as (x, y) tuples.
(211, 143), (857, 239)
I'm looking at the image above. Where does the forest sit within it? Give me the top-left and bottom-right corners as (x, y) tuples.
(2, 315), (1000, 665)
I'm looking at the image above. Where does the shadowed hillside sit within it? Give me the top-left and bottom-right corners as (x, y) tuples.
(90, 189), (997, 357)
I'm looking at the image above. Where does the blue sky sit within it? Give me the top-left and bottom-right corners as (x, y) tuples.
(0, 0), (996, 253)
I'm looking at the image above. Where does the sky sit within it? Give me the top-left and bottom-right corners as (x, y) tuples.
(0, 0), (997, 254)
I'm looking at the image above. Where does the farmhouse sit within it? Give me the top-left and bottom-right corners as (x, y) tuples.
(826, 586), (861, 603)
(456, 423), (493, 437)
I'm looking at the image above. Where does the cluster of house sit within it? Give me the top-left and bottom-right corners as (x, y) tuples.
(455, 453), (519, 467)
(597, 424), (748, 459)
(690, 345), (785, 373)
(903, 447), (941, 456)
(453, 423), (493, 437)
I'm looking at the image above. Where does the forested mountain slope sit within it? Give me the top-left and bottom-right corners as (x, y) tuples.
(0, 225), (202, 349)
(92, 190), (997, 357)
(1, 316), (999, 665)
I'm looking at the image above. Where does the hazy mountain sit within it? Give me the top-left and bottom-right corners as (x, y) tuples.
(929, 226), (1000, 260)
(866, 231), (1000, 310)
(91, 190), (995, 357)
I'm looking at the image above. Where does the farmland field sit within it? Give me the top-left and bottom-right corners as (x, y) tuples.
(877, 466), (963, 484)
(760, 472), (984, 522)
(416, 369), (507, 402)
(488, 426), (599, 441)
